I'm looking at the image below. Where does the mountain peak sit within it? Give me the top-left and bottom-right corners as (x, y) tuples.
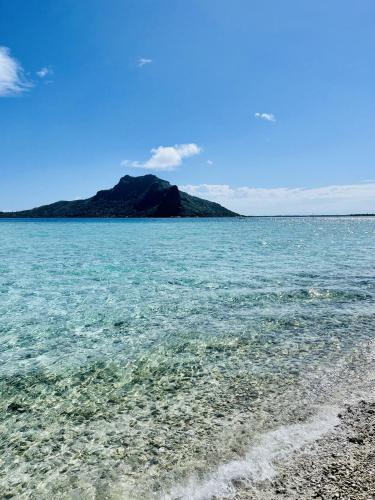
(119, 174), (162, 182)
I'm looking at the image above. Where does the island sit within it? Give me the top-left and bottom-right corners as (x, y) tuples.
(0, 174), (238, 218)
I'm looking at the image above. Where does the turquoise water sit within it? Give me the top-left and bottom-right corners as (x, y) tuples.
(1, 217), (375, 499)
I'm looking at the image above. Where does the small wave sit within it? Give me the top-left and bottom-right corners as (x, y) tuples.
(163, 407), (338, 500)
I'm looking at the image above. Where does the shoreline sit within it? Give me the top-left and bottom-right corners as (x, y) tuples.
(234, 400), (375, 499)
(1, 215), (375, 219)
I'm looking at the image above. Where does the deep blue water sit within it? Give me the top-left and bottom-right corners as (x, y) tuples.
(1, 217), (375, 498)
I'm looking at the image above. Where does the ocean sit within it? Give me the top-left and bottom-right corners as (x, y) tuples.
(1, 217), (374, 499)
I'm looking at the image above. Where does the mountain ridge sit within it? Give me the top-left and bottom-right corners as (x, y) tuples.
(0, 174), (238, 218)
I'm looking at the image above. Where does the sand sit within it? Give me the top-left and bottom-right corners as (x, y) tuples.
(233, 400), (375, 499)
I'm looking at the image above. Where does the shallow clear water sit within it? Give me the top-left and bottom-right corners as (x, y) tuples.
(1, 217), (375, 499)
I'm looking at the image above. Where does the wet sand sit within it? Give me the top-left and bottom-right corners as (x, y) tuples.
(234, 400), (375, 499)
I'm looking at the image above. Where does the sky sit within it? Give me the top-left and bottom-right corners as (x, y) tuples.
(0, 0), (374, 215)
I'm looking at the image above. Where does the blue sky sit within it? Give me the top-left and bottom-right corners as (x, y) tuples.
(0, 0), (374, 214)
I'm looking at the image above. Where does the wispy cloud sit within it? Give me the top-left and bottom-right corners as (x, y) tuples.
(137, 57), (153, 67)
(36, 66), (53, 78)
(122, 143), (201, 171)
(0, 46), (31, 96)
(207, 160), (214, 165)
(180, 182), (375, 215)
(255, 112), (276, 122)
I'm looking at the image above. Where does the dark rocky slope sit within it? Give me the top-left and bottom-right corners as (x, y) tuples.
(0, 174), (238, 218)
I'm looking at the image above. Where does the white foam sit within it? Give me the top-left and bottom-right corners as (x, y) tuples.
(163, 407), (338, 500)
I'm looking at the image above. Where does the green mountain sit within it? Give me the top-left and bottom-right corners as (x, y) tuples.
(0, 174), (238, 218)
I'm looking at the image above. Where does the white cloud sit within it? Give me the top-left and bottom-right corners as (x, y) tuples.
(36, 66), (53, 78)
(137, 57), (152, 67)
(207, 160), (214, 165)
(255, 112), (276, 122)
(180, 182), (375, 215)
(122, 143), (202, 171)
(0, 46), (31, 96)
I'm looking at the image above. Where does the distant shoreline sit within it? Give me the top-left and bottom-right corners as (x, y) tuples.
(0, 214), (374, 219)
(253, 213), (375, 217)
